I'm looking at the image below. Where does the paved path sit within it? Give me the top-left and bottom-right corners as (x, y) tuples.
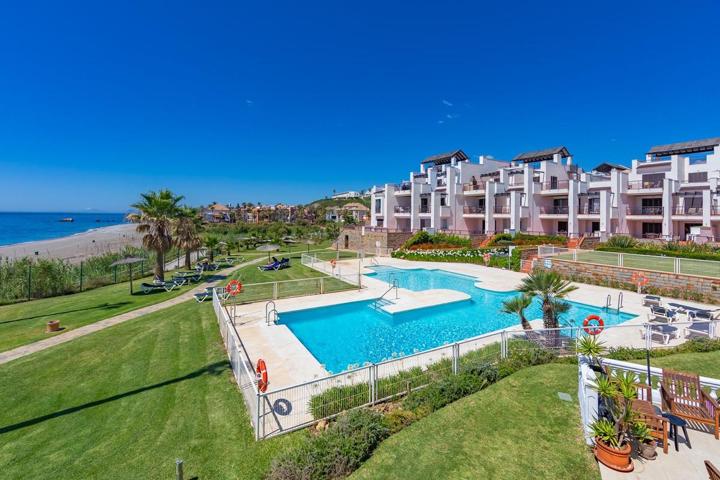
(0, 257), (264, 366)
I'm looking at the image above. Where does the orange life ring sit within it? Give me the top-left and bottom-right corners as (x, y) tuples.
(256, 358), (269, 392)
(226, 279), (243, 296)
(330, 259), (337, 268)
(483, 253), (491, 263)
(631, 272), (649, 286)
(583, 315), (604, 336)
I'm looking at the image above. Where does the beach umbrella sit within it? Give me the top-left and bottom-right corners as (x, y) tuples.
(304, 239), (315, 252)
(256, 244), (280, 261)
(110, 257), (145, 294)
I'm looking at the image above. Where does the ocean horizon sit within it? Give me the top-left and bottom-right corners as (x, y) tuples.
(0, 212), (128, 246)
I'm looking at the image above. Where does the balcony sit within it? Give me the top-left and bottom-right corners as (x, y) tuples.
(463, 206), (486, 215)
(436, 178), (447, 189)
(393, 183), (411, 195)
(538, 206), (569, 216)
(419, 205), (430, 214)
(494, 205), (511, 214)
(507, 176), (524, 189)
(628, 180), (663, 190)
(626, 206), (663, 216)
(394, 206), (411, 215)
(541, 180), (569, 191)
(578, 205), (600, 215)
(462, 183), (486, 195)
(672, 206), (703, 216)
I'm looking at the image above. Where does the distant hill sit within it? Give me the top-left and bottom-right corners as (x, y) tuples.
(306, 197), (370, 209)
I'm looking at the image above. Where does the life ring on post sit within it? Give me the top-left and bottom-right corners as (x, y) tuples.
(631, 272), (649, 287)
(583, 315), (604, 336)
(330, 259), (337, 268)
(256, 358), (269, 392)
(226, 279), (243, 296)
(483, 253), (491, 264)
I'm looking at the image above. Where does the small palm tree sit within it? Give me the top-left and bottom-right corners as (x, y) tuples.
(517, 270), (577, 329)
(129, 189), (184, 282)
(205, 236), (219, 263)
(501, 294), (533, 330)
(174, 207), (202, 269)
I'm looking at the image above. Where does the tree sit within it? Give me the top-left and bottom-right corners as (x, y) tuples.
(501, 294), (533, 330)
(174, 207), (202, 269)
(516, 270), (577, 329)
(129, 189), (184, 282)
(205, 236), (219, 263)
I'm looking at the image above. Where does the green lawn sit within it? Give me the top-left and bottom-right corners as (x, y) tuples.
(225, 251), (358, 303)
(637, 349), (720, 378)
(0, 271), (212, 353)
(351, 363), (599, 480)
(556, 250), (720, 278)
(0, 301), (299, 479)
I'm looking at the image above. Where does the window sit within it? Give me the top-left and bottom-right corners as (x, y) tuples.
(440, 196), (447, 207)
(587, 197), (600, 214)
(374, 198), (382, 214)
(557, 221), (568, 233)
(591, 221), (600, 233)
(550, 176), (558, 189)
(642, 223), (662, 237)
(641, 173), (664, 188)
(688, 172), (708, 183)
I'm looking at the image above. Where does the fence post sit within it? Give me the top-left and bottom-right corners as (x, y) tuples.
(674, 257), (680, 274)
(618, 253), (624, 267)
(369, 364), (377, 405)
(320, 277), (325, 294)
(79, 261), (84, 292)
(273, 282), (278, 300)
(256, 394), (261, 441)
(27, 263), (32, 300)
(500, 331), (508, 359)
(452, 343), (459, 374)
(114, 264), (117, 283)
(645, 323), (652, 351)
(573, 249), (577, 261)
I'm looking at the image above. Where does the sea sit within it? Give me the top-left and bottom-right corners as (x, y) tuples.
(0, 212), (128, 246)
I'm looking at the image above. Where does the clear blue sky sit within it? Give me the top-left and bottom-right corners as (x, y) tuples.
(1, 1), (718, 212)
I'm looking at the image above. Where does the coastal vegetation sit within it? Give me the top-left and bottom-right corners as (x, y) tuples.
(516, 271), (576, 330)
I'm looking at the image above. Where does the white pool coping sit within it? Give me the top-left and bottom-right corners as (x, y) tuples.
(230, 256), (720, 390)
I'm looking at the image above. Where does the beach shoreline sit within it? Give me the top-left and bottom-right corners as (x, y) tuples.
(0, 224), (142, 264)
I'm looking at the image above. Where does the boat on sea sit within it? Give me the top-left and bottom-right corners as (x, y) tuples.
(59, 217), (74, 222)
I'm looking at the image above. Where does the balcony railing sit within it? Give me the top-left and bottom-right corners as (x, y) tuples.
(393, 182), (411, 191)
(626, 206), (663, 215)
(628, 180), (663, 190)
(413, 173), (427, 179)
(539, 206), (569, 215)
(394, 206), (411, 213)
(494, 206), (511, 214)
(713, 207), (720, 216)
(462, 183), (486, 193)
(672, 206), (703, 215)
(419, 205), (430, 214)
(463, 206), (486, 214)
(436, 178), (447, 187)
(578, 205), (600, 215)
(541, 180), (569, 190)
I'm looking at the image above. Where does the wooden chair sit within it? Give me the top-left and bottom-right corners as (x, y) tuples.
(706, 461), (720, 480)
(661, 369), (720, 439)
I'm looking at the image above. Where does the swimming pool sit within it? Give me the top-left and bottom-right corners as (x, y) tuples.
(281, 266), (636, 373)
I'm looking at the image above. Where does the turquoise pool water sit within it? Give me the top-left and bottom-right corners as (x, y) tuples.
(281, 266), (636, 373)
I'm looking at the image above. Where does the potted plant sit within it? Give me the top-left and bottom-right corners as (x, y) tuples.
(631, 421), (657, 461)
(577, 335), (606, 375)
(589, 371), (638, 472)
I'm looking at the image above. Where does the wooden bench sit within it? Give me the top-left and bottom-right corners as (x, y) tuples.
(661, 368), (720, 439)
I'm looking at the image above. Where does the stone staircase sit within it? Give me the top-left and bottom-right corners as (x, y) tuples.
(566, 235), (585, 249)
(479, 235), (495, 247)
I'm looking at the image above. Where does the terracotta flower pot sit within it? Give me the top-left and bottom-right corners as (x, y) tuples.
(46, 320), (61, 333)
(638, 440), (657, 461)
(594, 438), (633, 472)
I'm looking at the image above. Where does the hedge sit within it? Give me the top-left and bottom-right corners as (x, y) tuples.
(392, 246), (521, 271)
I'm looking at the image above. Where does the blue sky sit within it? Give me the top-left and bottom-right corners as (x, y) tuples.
(0, 1), (718, 212)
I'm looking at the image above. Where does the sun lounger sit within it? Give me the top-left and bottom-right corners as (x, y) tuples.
(258, 260), (280, 271)
(685, 312), (716, 338)
(140, 281), (177, 294)
(647, 305), (677, 323)
(643, 295), (662, 307)
(640, 323), (680, 345)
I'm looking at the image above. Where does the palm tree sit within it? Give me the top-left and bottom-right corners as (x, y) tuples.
(129, 189), (184, 281)
(174, 207), (202, 269)
(516, 270), (577, 329)
(501, 294), (533, 330)
(205, 236), (219, 263)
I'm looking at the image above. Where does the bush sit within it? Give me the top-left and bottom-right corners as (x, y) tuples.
(267, 408), (389, 480)
(606, 338), (720, 361)
(400, 231), (471, 250)
(382, 409), (417, 434)
(487, 232), (566, 246)
(604, 235), (638, 249)
(402, 371), (487, 413)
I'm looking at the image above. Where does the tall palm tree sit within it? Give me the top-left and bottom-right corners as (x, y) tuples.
(204, 236), (219, 263)
(129, 189), (184, 281)
(501, 294), (533, 330)
(516, 270), (577, 329)
(174, 207), (202, 269)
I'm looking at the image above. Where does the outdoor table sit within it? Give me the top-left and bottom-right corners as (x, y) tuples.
(661, 412), (691, 451)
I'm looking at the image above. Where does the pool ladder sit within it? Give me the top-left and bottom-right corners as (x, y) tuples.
(266, 300), (279, 325)
(604, 293), (624, 313)
(373, 279), (399, 310)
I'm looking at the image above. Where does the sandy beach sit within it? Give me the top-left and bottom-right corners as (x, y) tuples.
(0, 224), (142, 264)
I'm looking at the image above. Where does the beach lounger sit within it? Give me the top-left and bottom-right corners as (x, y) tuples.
(194, 287), (214, 303)
(684, 310), (716, 338)
(642, 295), (662, 307)
(258, 260), (281, 271)
(640, 323), (680, 345)
(171, 275), (189, 286)
(647, 305), (677, 323)
(140, 281), (177, 294)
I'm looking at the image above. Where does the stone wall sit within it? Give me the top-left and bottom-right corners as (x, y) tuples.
(580, 236), (601, 250)
(339, 228), (412, 252)
(540, 258), (720, 304)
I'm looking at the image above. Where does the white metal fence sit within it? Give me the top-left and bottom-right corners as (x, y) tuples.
(537, 246), (720, 278)
(301, 253), (364, 286)
(212, 284), (720, 440)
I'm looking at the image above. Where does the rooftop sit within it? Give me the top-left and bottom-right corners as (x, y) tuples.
(592, 162), (629, 174)
(421, 149), (469, 165)
(513, 146), (571, 163)
(647, 137), (720, 157)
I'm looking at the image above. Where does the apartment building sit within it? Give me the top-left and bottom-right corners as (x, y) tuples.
(369, 137), (720, 241)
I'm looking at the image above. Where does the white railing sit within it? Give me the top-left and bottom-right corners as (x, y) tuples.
(301, 253), (363, 287)
(578, 355), (720, 444)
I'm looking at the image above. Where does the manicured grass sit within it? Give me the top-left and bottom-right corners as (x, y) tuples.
(0, 301), (299, 479)
(351, 363), (600, 480)
(226, 249), (359, 303)
(0, 271), (211, 353)
(556, 250), (720, 278)
(637, 349), (720, 378)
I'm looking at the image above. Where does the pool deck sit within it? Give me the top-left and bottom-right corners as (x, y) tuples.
(229, 256), (720, 390)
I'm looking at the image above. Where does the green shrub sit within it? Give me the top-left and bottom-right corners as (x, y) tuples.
(604, 235), (638, 249)
(607, 338), (720, 361)
(400, 231), (471, 250)
(402, 371), (488, 413)
(382, 409), (417, 433)
(308, 382), (369, 419)
(267, 408), (389, 480)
